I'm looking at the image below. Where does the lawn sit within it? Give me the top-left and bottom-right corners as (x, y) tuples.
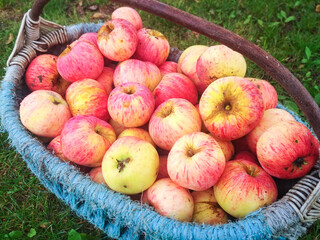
(0, 0), (319, 239)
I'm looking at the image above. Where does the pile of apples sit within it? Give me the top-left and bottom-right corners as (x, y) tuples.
(19, 6), (319, 225)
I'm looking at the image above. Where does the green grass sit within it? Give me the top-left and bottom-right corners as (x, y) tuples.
(0, 0), (320, 239)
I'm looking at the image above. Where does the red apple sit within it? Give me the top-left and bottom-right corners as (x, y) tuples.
(177, 45), (209, 94)
(113, 59), (161, 91)
(25, 54), (70, 96)
(248, 78), (278, 110)
(108, 118), (129, 136)
(95, 67), (114, 96)
(20, 90), (71, 138)
(232, 151), (259, 165)
(196, 45), (247, 90)
(149, 98), (202, 150)
(57, 40), (104, 83)
(195, 104), (209, 133)
(209, 135), (235, 161)
(112, 7), (143, 30)
(157, 155), (169, 179)
(199, 77), (264, 141)
(134, 28), (170, 66)
(246, 108), (295, 153)
(88, 167), (107, 185)
(232, 136), (251, 152)
(153, 73), (198, 107)
(145, 178), (194, 222)
(78, 32), (98, 48)
(214, 160), (278, 218)
(168, 132), (225, 191)
(47, 135), (69, 162)
(101, 136), (159, 194)
(66, 79), (110, 121)
(97, 19), (138, 61)
(108, 82), (155, 127)
(60, 115), (116, 167)
(257, 121), (319, 179)
(158, 61), (178, 77)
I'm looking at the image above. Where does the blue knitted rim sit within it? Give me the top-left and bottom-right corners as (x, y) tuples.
(1, 22), (315, 240)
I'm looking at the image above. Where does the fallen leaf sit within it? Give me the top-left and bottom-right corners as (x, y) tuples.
(78, 0), (83, 7)
(76, 4), (85, 17)
(6, 33), (13, 45)
(91, 12), (105, 19)
(88, 5), (99, 11)
(316, 5), (320, 13)
(192, 31), (200, 39)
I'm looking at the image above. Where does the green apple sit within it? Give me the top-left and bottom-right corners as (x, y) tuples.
(102, 136), (159, 194)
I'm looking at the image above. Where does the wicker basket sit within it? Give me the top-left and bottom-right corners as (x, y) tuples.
(1, 0), (320, 239)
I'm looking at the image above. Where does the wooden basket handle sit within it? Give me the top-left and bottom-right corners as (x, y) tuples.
(29, 0), (320, 139)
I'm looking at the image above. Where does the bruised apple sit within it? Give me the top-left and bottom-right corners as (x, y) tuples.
(25, 54), (70, 96)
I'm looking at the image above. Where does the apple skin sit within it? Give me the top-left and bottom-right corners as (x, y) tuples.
(248, 78), (278, 110)
(232, 151), (259, 165)
(134, 28), (170, 66)
(149, 98), (202, 150)
(246, 108), (295, 154)
(168, 132), (225, 191)
(57, 40), (104, 83)
(177, 45), (209, 94)
(111, 7), (143, 30)
(101, 136), (159, 194)
(196, 45), (247, 90)
(209, 134), (235, 161)
(257, 121), (319, 179)
(20, 90), (71, 138)
(61, 115), (116, 167)
(108, 118), (129, 136)
(153, 73), (198, 108)
(199, 77), (264, 141)
(97, 19), (138, 61)
(157, 155), (170, 179)
(66, 79), (110, 121)
(214, 160), (278, 218)
(25, 54), (70, 96)
(95, 67), (114, 96)
(232, 136), (251, 152)
(118, 128), (156, 147)
(88, 167), (107, 185)
(78, 32), (98, 48)
(192, 188), (228, 225)
(47, 135), (69, 162)
(158, 61), (178, 77)
(113, 59), (161, 92)
(145, 178), (194, 222)
(195, 104), (209, 133)
(108, 82), (155, 127)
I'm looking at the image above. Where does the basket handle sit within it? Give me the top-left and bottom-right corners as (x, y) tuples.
(28, 0), (320, 140)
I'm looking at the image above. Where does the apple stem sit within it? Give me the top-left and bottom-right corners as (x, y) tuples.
(116, 157), (131, 172)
